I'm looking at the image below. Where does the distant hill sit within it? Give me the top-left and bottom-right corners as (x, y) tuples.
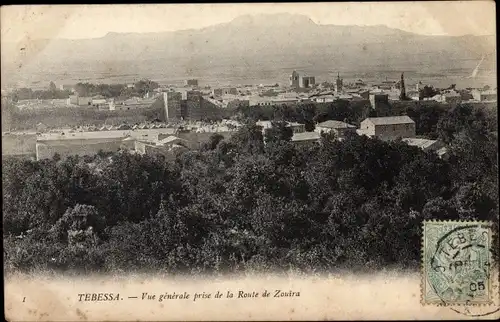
(2, 13), (496, 87)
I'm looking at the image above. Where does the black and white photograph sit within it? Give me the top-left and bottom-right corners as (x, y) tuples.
(2, 2), (498, 320)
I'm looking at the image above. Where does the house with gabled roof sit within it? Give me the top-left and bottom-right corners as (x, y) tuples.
(359, 116), (416, 141)
(315, 120), (356, 138)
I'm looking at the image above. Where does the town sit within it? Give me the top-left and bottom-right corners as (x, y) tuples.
(2, 70), (497, 161)
(2, 3), (498, 291)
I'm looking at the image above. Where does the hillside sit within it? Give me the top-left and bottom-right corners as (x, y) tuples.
(1, 13), (496, 87)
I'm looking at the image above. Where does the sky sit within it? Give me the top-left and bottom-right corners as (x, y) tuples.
(1, 2), (496, 43)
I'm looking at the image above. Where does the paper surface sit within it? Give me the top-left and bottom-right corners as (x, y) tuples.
(6, 272), (499, 321)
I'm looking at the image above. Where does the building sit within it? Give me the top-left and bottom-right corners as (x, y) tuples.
(59, 84), (74, 92)
(375, 80), (397, 90)
(185, 79), (199, 87)
(135, 134), (190, 159)
(472, 89), (497, 102)
(291, 131), (321, 146)
(399, 73), (407, 100)
(249, 96), (299, 107)
(91, 96), (107, 108)
(432, 91), (462, 104)
(359, 116), (416, 141)
(290, 71), (300, 89)
(255, 120), (305, 135)
(67, 95), (92, 106)
(315, 120), (356, 138)
(212, 87), (238, 97)
(335, 72), (343, 94)
(369, 92), (389, 110)
(290, 70), (315, 89)
(402, 138), (445, 152)
(311, 93), (336, 103)
(299, 75), (316, 88)
(288, 122), (306, 134)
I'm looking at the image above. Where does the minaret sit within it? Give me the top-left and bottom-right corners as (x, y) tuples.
(335, 72), (343, 94)
(399, 72), (406, 100)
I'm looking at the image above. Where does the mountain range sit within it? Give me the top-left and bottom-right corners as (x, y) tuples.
(1, 13), (496, 87)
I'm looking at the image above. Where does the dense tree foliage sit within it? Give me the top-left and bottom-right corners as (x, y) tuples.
(9, 79), (159, 103)
(3, 103), (497, 275)
(11, 87), (72, 101)
(74, 79), (159, 99)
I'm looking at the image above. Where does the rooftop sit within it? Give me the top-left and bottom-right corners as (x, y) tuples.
(317, 120), (356, 129)
(157, 136), (187, 145)
(291, 131), (321, 142)
(402, 138), (439, 150)
(363, 116), (415, 125)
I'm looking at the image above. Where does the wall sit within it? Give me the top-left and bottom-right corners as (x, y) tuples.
(36, 138), (136, 160)
(316, 127), (357, 138)
(374, 123), (416, 141)
(226, 99), (250, 109)
(186, 91), (202, 120)
(213, 88), (237, 97)
(176, 131), (236, 149)
(163, 92), (182, 120)
(78, 97), (92, 106)
(2, 134), (37, 156)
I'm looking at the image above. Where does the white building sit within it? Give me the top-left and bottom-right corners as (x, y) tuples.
(359, 116), (416, 141)
(315, 120), (357, 138)
(471, 89), (497, 102)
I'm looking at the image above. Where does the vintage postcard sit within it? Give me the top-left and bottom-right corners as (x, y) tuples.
(2, 2), (499, 321)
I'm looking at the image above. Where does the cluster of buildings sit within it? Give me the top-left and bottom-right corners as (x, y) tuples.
(4, 111), (447, 162)
(66, 93), (158, 111)
(14, 73), (496, 119)
(33, 120), (243, 161)
(257, 115), (447, 157)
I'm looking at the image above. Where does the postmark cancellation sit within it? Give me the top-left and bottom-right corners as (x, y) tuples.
(422, 220), (496, 306)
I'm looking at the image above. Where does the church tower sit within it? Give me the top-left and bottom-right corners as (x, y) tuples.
(335, 72), (343, 94)
(399, 72), (406, 100)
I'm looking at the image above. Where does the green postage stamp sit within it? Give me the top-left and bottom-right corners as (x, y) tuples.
(422, 220), (495, 306)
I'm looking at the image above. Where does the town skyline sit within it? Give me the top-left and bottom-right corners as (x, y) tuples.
(1, 2), (496, 43)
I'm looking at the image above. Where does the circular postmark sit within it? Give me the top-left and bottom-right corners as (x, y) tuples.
(428, 225), (492, 305)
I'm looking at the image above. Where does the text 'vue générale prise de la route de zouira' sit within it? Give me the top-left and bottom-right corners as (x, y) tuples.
(77, 290), (301, 302)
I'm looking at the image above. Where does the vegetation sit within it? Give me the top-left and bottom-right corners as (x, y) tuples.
(3, 104), (498, 276)
(74, 79), (159, 99)
(8, 79), (159, 102)
(10, 85), (72, 101)
(2, 96), (165, 131)
(237, 100), (497, 138)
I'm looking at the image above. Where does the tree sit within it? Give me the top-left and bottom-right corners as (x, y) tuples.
(419, 85), (439, 100)
(264, 121), (293, 144)
(229, 123), (264, 154)
(204, 133), (224, 150)
(49, 81), (57, 92)
(134, 79), (159, 97)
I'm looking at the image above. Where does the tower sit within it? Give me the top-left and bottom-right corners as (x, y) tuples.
(163, 92), (183, 120)
(290, 71), (299, 89)
(335, 72), (343, 94)
(399, 72), (406, 100)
